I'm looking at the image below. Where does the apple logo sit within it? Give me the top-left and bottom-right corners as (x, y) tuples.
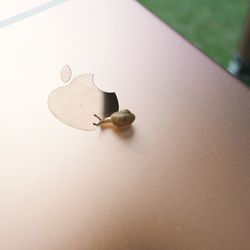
(48, 65), (119, 131)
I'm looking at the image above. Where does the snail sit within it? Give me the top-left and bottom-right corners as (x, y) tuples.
(93, 109), (135, 129)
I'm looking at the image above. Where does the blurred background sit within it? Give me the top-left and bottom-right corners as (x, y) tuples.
(138, 0), (248, 68)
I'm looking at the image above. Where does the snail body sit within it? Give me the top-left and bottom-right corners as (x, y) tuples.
(93, 109), (135, 129)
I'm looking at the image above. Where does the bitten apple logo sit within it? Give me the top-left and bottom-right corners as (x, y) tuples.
(48, 65), (119, 131)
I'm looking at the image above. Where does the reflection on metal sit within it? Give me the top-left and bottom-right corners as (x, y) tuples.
(0, 0), (67, 29)
(48, 67), (119, 131)
(93, 110), (135, 129)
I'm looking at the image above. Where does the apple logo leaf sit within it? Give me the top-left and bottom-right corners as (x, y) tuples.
(60, 65), (72, 83)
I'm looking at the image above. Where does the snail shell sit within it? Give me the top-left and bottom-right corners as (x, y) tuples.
(94, 109), (135, 128)
(111, 109), (135, 128)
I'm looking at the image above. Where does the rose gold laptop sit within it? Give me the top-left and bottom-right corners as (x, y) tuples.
(0, 1), (249, 249)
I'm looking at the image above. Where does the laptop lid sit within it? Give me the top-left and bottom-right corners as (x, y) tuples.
(0, 1), (249, 249)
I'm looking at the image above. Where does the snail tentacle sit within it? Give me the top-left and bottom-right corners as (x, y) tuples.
(94, 114), (102, 121)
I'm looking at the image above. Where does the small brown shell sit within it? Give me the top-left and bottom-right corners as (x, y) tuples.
(111, 109), (135, 128)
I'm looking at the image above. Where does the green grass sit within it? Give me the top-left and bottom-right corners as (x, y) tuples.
(138, 0), (248, 67)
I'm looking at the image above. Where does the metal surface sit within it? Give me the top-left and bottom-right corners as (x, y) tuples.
(0, 0), (250, 249)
